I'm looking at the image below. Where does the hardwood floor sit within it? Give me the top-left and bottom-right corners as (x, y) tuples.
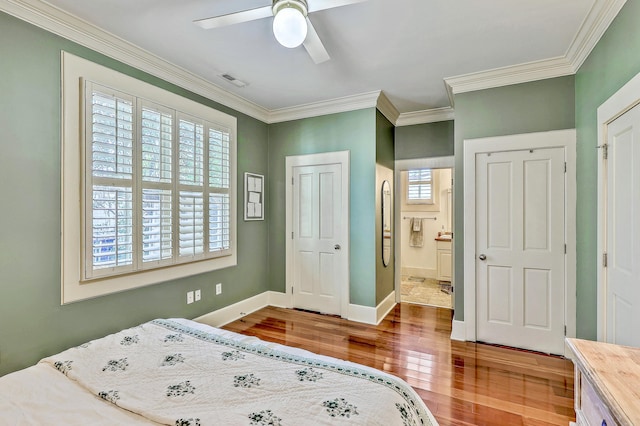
(223, 303), (575, 426)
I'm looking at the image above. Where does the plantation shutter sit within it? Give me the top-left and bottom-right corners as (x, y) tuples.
(83, 82), (233, 281)
(178, 116), (205, 259)
(208, 127), (231, 253)
(140, 102), (173, 266)
(86, 84), (136, 278)
(407, 168), (433, 203)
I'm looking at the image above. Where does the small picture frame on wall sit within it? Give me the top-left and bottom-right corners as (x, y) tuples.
(244, 172), (264, 221)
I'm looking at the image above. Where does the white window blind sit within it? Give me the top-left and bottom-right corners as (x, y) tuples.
(407, 168), (433, 204)
(141, 103), (173, 265)
(89, 89), (135, 274)
(62, 52), (237, 304)
(83, 82), (233, 281)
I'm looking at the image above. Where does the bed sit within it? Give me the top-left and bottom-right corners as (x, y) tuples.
(0, 318), (438, 425)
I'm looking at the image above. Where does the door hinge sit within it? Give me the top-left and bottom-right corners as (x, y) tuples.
(564, 325), (567, 336)
(291, 177), (294, 185)
(564, 162), (567, 173)
(603, 252), (608, 268)
(291, 232), (294, 239)
(564, 244), (567, 254)
(291, 286), (294, 294)
(600, 143), (608, 160)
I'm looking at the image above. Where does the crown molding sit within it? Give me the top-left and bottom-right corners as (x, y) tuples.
(395, 107), (455, 127)
(268, 90), (382, 123)
(2, 0), (626, 127)
(0, 0), (389, 125)
(445, 56), (574, 95)
(1, 0), (272, 121)
(565, 0), (627, 71)
(376, 91), (400, 125)
(445, 0), (626, 96)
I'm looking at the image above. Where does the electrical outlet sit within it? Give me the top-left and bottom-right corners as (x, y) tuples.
(187, 291), (194, 304)
(215, 283), (222, 295)
(195, 289), (201, 302)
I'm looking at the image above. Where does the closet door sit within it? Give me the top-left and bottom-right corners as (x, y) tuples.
(476, 147), (565, 355)
(605, 103), (640, 347)
(292, 163), (344, 315)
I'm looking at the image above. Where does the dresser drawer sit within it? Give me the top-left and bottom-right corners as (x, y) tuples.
(577, 371), (617, 426)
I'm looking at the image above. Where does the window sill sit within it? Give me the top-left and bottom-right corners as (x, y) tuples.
(62, 254), (236, 304)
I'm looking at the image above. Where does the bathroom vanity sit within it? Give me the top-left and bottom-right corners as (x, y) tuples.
(435, 233), (452, 282)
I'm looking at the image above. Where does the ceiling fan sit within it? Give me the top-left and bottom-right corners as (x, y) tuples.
(194, 0), (369, 64)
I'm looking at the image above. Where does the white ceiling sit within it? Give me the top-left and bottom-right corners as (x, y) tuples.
(33, 0), (600, 118)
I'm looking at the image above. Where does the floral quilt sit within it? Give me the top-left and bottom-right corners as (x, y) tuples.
(41, 319), (437, 426)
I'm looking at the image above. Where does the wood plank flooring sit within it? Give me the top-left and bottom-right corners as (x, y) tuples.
(223, 303), (575, 426)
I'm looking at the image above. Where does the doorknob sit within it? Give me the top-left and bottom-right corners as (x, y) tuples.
(478, 254), (487, 261)
(334, 244), (341, 250)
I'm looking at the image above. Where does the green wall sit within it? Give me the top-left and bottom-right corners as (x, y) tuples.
(4, 0), (636, 377)
(375, 111), (395, 304)
(574, 0), (640, 339)
(453, 76), (576, 320)
(0, 12), (269, 376)
(395, 120), (454, 159)
(267, 109), (378, 307)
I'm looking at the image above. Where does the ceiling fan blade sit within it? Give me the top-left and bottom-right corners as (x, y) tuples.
(308, 0), (369, 13)
(193, 5), (273, 30)
(303, 18), (330, 64)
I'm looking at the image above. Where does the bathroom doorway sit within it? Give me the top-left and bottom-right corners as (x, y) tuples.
(395, 158), (454, 310)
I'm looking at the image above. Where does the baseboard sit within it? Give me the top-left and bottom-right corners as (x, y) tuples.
(401, 267), (437, 279)
(194, 291), (279, 328)
(348, 303), (376, 324)
(376, 291), (397, 325)
(349, 291), (397, 325)
(195, 290), (396, 328)
(266, 291), (289, 308)
(450, 319), (466, 341)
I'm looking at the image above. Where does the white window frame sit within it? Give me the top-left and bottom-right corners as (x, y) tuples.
(61, 52), (237, 304)
(406, 168), (434, 205)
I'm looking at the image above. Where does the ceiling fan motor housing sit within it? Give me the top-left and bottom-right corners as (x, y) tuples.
(272, 0), (308, 17)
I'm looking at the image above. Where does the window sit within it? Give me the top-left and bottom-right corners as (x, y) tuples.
(62, 52), (236, 303)
(407, 168), (433, 204)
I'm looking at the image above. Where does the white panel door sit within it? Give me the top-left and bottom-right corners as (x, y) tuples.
(476, 147), (565, 354)
(606, 103), (640, 347)
(292, 163), (343, 315)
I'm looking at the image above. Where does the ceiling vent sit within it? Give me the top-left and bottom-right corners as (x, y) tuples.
(220, 73), (247, 88)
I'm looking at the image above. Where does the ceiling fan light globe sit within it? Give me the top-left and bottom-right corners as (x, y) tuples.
(273, 7), (307, 48)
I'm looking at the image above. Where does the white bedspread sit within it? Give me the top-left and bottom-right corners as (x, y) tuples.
(2, 319), (438, 425)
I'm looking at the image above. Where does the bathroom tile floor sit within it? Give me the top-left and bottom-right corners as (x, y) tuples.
(401, 276), (453, 309)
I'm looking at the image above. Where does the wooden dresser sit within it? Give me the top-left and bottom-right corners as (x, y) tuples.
(566, 338), (640, 426)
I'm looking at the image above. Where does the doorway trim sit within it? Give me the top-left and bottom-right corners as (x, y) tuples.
(463, 129), (577, 347)
(394, 156), (455, 308)
(597, 70), (640, 342)
(285, 150), (350, 318)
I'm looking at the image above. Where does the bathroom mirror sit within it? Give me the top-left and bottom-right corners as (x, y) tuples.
(381, 180), (392, 267)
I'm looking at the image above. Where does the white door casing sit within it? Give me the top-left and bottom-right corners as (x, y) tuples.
(393, 156), (455, 305)
(603, 103), (640, 347)
(285, 151), (350, 317)
(475, 147), (565, 354)
(597, 70), (640, 344)
(464, 129), (577, 353)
